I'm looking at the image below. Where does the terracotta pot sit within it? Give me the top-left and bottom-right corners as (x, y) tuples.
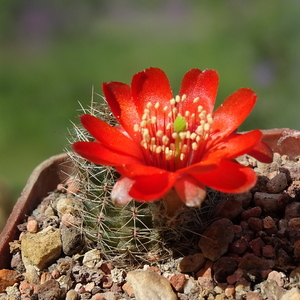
(261, 128), (300, 160)
(0, 128), (300, 269)
(0, 153), (73, 269)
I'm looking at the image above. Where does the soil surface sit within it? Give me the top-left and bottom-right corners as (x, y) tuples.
(1, 153), (300, 299)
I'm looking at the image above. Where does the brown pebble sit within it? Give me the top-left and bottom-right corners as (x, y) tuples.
(40, 272), (52, 284)
(212, 198), (243, 220)
(233, 225), (242, 234)
(51, 269), (60, 279)
(122, 282), (135, 297)
(263, 216), (276, 230)
(19, 280), (37, 297)
(0, 269), (23, 293)
(36, 278), (63, 299)
(213, 257), (237, 283)
(262, 245), (275, 258)
(285, 202), (300, 221)
(241, 206), (262, 220)
(224, 285), (235, 297)
(196, 260), (213, 279)
(227, 268), (244, 285)
(229, 236), (248, 255)
(249, 237), (264, 256)
(102, 275), (113, 288)
(239, 254), (263, 270)
(100, 262), (114, 274)
(289, 218), (300, 230)
(247, 217), (263, 232)
(169, 274), (187, 292)
(254, 192), (281, 213)
(178, 253), (206, 273)
(294, 240), (300, 258)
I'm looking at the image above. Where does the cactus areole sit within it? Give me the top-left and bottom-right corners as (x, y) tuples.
(73, 68), (273, 209)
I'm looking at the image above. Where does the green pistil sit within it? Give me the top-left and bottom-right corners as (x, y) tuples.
(174, 116), (187, 160)
(174, 116), (187, 133)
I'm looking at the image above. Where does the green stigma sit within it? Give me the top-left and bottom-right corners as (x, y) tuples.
(174, 116), (187, 133)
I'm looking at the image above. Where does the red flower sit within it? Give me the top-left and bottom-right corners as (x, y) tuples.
(73, 68), (273, 207)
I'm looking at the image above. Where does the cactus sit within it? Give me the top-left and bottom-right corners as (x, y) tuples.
(66, 97), (220, 266)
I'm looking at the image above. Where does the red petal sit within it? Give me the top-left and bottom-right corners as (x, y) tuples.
(80, 114), (143, 160)
(212, 88), (257, 138)
(174, 176), (207, 207)
(204, 129), (263, 161)
(102, 81), (140, 139)
(72, 142), (141, 166)
(179, 69), (219, 114)
(111, 177), (134, 206)
(131, 68), (173, 122)
(128, 172), (179, 201)
(179, 160), (219, 175)
(116, 163), (169, 178)
(247, 141), (273, 163)
(192, 160), (257, 193)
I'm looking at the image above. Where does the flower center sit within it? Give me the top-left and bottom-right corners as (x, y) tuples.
(133, 95), (213, 171)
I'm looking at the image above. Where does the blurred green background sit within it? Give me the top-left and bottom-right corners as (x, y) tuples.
(0, 0), (300, 206)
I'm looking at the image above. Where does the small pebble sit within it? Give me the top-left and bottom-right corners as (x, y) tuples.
(227, 268), (244, 285)
(266, 172), (288, 193)
(289, 218), (300, 230)
(83, 249), (102, 268)
(61, 213), (80, 227)
(65, 289), (80, 300)
(254, 192), (281, 213)
(169, 274), (187, 292)
(241, 206), (262, 220)
(249, 237), (264, 256)
(247, 217), (263, 232)
(178, 253), (206, 273)
(267, 270), (284, 287)
(122, 282), (134, 297)
(262, 245), (275, 259)
(224, 285), (235, 297)
(51, 269), (60, 279)
(284, 202), (300, 220)
(102, 275), (113, 288)
(40, 272), (52, 284)
(19, 280), (36, 297)
(263, 216), (276, 230)
(27, 219), (38, 233)
(229, 236), (248, 255)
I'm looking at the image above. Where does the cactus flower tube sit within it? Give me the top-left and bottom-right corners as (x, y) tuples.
(73, 68), (273, 210)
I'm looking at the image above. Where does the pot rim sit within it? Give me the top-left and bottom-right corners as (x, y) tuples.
(0, 153), (73, 269)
